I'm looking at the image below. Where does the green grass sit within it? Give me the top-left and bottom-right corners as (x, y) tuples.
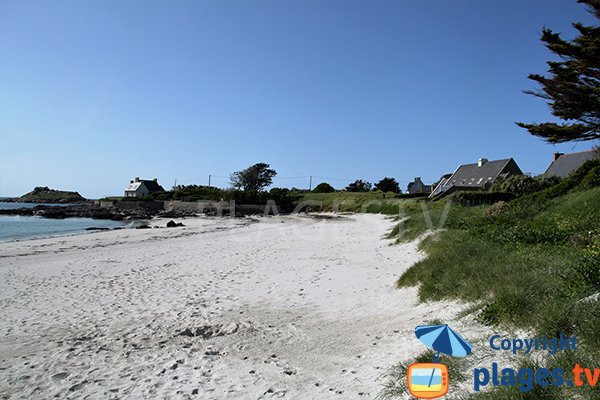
(389, 160), (600, 399)
(398, 188), (600, 334)
(298, 191), (407, 214)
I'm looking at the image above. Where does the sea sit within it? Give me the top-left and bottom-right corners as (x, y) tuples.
(0, 202), (129, 242)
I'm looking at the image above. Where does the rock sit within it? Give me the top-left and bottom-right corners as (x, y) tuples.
(86, 227), (110, 231)
(136, 225), (151, 229)
(36, 209), (67, 219)
(166, 220), (185, 228)
(0, 203), (159, 221)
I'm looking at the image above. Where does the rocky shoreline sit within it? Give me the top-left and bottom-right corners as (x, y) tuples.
(0, 204), (158, 221)
(0, 202), (254, 221)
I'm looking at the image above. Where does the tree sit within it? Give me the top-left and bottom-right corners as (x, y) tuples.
(230, 163), (277, 192)
(517, 0), (600, 143)
(313, 182), (335, 193)
(374, 177), (400, 193)
(345, 179), (372, 192)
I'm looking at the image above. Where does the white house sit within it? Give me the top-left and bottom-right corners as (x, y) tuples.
(124, 177), (165, 197)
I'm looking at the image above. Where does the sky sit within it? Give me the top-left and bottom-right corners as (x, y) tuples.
(0, 0), (598, 198)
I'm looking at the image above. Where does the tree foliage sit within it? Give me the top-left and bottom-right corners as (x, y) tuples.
(345, 179), (372, 192)
(374, 177), (400, 193)
(312, 182), (335, 193)
(517, 0), (600, 143)
(229, 163), (277, 192)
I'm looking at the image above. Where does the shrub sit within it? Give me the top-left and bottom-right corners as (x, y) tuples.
(580, 165), (600, 189)
(482, 200), (509, 216)
(312, 182), (335, 193)
(493, 174), (561, 196)
(450, 191), (515, 206)
(152, 185), (227, 201)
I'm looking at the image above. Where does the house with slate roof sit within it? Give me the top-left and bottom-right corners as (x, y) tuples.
(407, 177), (432, 194)
(124, 177), (165, 197)
(544, 150), (598, 178)
(430, 158), (523, 200)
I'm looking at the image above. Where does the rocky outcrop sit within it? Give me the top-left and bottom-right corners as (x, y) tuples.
(11, 186), (87, 203)
(0, 204), (158, 221)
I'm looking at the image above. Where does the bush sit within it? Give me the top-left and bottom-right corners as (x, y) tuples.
(152, 185), (227, 201)
(450, 191), (515, 206)
(482, 200), (509, 216)
(580, 164), (600, 189)
(312, 182), (335, 193)
(493, 174), (561, 196)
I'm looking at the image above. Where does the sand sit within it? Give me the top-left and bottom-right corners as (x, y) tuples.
(0, 214), (488, 399)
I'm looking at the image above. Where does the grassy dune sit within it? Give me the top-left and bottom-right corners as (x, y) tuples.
(387, 160), (600, 399)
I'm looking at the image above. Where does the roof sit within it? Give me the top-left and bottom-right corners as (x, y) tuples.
(448, 159), (516, 187)
(125, 182), (142, 192)
(430, 158), (522, 198)
(125, 179), (165, 193)
(544, 150), (598, 178)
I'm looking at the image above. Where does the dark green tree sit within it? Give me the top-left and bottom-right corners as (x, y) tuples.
(230, 163), (277, 192)
(345, 179), (372, 192)
(374, 177), (400, 193)
(312, 182), (335, 193)
(517, 0), (600, 143)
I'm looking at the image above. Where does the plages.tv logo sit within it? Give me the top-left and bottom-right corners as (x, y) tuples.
(407, 324), (473, 399)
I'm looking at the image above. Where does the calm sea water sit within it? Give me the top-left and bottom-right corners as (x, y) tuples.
(0, 202), (128, 242)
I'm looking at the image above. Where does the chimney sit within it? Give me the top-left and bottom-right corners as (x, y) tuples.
(478, 158), (488, 167)
(553, 152), (564, 162)
(134, 177), (140, 182)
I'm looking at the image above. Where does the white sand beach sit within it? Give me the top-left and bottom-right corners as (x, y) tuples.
(0, 214), (485, 399)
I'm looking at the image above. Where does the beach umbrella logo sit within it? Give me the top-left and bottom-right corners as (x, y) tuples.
(415, 324), (472, 359)
(407, 324), (473, 399)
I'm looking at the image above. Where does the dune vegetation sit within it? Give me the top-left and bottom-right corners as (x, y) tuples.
(378, 159), (600, 399)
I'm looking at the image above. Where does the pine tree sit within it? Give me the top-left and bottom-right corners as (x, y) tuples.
(517, 0), (600, 143)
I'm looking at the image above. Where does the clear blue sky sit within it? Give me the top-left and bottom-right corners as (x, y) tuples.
(0, 0), (597, 198)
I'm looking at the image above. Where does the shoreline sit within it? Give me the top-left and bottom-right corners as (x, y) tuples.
(0, 213), (149, 243)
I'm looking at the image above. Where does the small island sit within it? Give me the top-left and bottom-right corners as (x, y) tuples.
(2, 186), (87, 203)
